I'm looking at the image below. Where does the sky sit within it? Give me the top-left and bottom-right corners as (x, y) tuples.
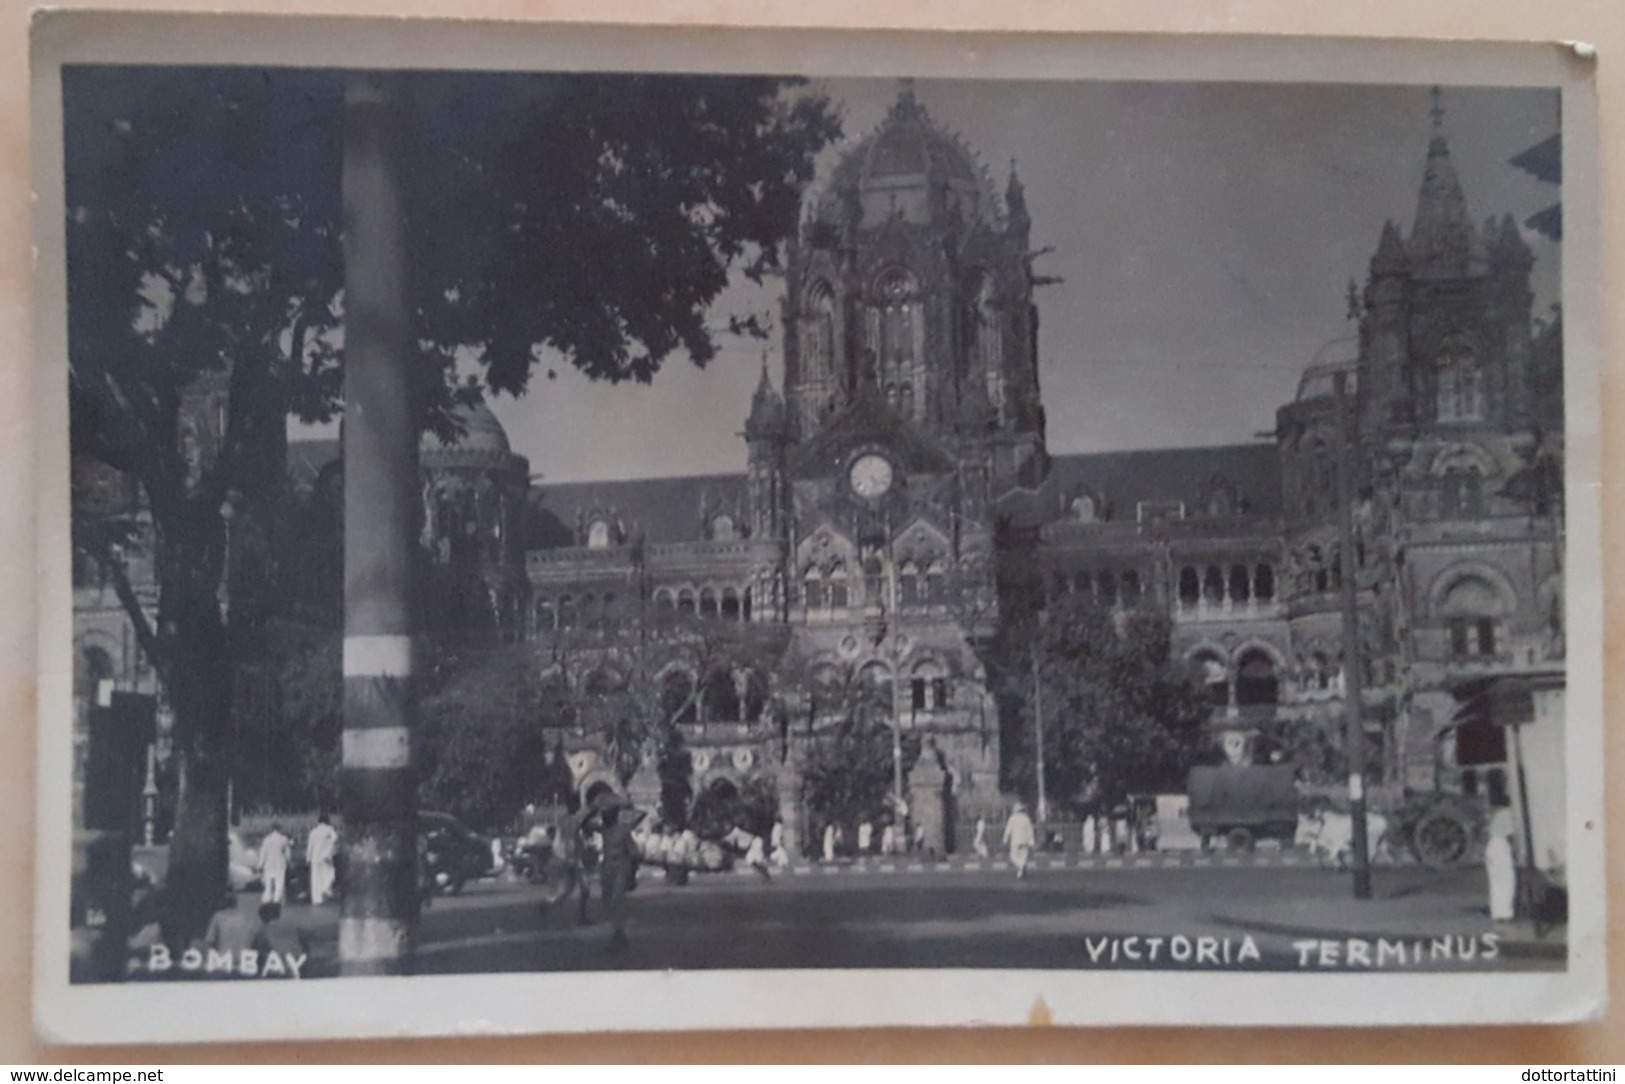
(472, 78), (1562, 483)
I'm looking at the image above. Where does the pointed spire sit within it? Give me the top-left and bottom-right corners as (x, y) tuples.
(1409, 88), (1477, 279)
(745, 354), (786, 442)
(1492, 211), (1534, 271)
(1005, 158), (1030, 238)
(1370, 219), (1410, 276)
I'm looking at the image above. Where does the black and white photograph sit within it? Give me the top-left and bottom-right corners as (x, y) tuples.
(34, 15), (1604, 1040)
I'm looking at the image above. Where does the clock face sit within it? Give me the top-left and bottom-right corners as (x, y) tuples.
(849, 454), (894, 499)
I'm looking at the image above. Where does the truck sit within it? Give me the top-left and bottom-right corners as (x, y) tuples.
(1186, 764), (1300, 852)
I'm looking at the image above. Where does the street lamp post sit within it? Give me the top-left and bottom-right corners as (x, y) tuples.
(1030, 639), (1048, 825)
(1333, 368), (1373, 900)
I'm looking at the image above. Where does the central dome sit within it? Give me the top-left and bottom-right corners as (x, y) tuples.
(817, 85), (1001, 229)
(862, 89), (980, 184)
(421, 400), (511, 459)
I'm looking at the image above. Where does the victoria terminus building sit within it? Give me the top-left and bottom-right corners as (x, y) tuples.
(392, 87), (1564, 849)
(75, 87), (1566, 856)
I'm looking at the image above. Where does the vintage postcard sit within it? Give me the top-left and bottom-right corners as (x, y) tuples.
(32, 13), (1604, 1041)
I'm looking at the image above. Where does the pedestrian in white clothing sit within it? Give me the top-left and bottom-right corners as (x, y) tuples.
(1485, 804), (1518, 921)
(258, 823), (293, 905)
(858, 821), (873, 855)
(973, 816), (989, 858)
(305, 814), (339, 905)
(1003, 803), (1036, 880)
(822, 823), (837, 863)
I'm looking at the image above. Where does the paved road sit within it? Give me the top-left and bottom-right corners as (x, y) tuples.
(271, 862), (1563, 976)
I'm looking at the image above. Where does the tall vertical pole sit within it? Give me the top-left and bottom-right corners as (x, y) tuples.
(340, 71), (420, 974)
(1333, 369), (1372, 900)
(1030, 640), (1047, 825)
(891, 658), (905, 812)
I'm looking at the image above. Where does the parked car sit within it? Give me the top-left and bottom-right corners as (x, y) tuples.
(420, 811), (499, 896)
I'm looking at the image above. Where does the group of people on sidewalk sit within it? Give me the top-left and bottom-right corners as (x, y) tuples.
(252, 813), (341, 908)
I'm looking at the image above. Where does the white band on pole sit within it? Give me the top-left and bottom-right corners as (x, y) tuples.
(343, 726), (411, 770)
(343, 634), (413, 678)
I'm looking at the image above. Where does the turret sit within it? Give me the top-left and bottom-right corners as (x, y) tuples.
(744, 363), (790, 540)
(1005, 160), (1031, 245)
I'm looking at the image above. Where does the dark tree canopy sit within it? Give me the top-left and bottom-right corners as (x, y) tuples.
(62, 65), (839, 932)
(994, 597), (1210, 816)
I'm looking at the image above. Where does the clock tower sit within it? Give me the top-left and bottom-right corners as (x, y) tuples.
(752, 84), (1038, 847)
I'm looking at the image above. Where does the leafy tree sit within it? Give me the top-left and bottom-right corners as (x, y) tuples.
(993, 597), (1209, 817)
(64, 66), (839, 933)
(415, 642), (553, 829)
(793, 657), (922, 834)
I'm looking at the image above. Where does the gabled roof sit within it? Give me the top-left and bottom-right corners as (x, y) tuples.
(785, 387), (957, 479)
(998, 444), (1282, 528)
(527, 473), (749, 549)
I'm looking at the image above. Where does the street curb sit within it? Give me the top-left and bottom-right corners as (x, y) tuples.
(754, 849), (1403, 878)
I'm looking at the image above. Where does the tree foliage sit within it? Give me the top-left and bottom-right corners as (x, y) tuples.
(64, 66), (839, 929)
(792, 658), (922, 831)
(416, 642), (555, 830)
(993, 597), (1210, 816)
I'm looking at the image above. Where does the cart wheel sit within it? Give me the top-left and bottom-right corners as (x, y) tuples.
(1226, 827), (1255, 853)
(1412, 808), (1472, 870)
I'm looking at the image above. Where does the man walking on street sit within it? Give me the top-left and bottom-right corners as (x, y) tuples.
(597, 801), (640, 953)
(305, 814), (339, 905)
(258, 823), (293, 905)
(1003, 802), (1036, 881)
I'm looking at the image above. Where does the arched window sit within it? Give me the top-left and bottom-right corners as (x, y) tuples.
(699, 587), (719, 618)
(925, 559), (947, 605)
(1311, 651), (1336, 691)
(1228, 564), (1251, 604)
(721, 587), (741, 621)
(911, 659), (948, 714)
(1439, 574), (1504, 659)
(711, 514), (737, 542)
(1121, 569), (1142, 605)
(1436, 339), (1485, 422)
(977, 276), (1002, 374)
(869, 268), (921, 386)
(586, 520), (612, 549)
(1440, 466), (1486, 518)
(1255, 563), (1275, 601)
(803, 567), (824, 611)
(1235, 649), (1280, 706)
(1192, 651), (1229, 709)
(654, 588), (675, 613)
(1308, 545), (1329, 593)
(803, 281), (837, 385)
(558, 595), (577, 630)
(677, 588), (695, 616)
(858, 660), (895, 716)
(1178, 566), (1200, 607)
(828, 563), (849, 609)
(1202, 565), (1225, 604)
(899, 561), (920, 606)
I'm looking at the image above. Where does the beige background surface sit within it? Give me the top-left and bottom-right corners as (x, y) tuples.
(6, 0), (1623, 1063)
